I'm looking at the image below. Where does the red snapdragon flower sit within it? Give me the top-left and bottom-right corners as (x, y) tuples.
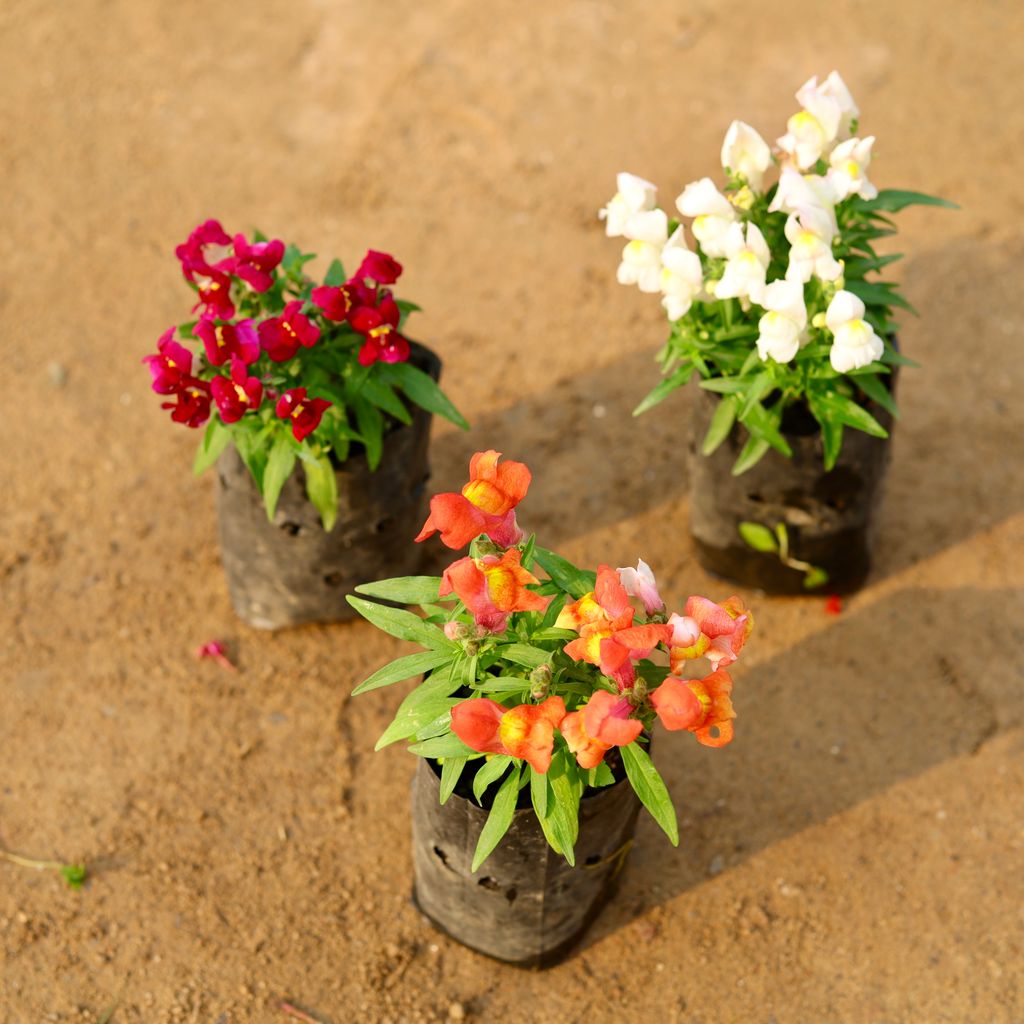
(211, 357), (263, 423)
(175, 219), (232, 277)
(195, 318), (260, 367)
(231, 234), (284, 292)
(310, 279), (377, 323)
(350, 295), (410, 367)
(650, 669), (736, 747)
(355, 249), (403, 284)
(439, 549), (550, 632)
(192, 269), (235, 321)
(556, 565), (673, 690)
(143, 328), (193, 394)
(561, 690), (643, 769)
(450, 696), (566, 774)
(161, 376), (211, 428)
(258, 301), (321, 362)
(416, 450), (531, 550)
(275, 387), (332, 442)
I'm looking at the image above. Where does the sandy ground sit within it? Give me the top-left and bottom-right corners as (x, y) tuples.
(2, 1), (1024, 1021)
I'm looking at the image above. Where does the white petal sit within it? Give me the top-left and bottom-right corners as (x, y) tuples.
(826, 289), (866, 330)
(623, 209), (669, 244)
(675, 177), (734, 219)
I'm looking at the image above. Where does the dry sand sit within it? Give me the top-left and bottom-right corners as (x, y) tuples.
(2, 1), (1023, 1021)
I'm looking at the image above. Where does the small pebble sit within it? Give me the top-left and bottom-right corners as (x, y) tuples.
(708, 854), (725, 876)
(448, 1002), (466, 1021)
(48, 362), (68, 387)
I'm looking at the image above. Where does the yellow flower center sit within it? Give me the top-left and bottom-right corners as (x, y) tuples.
(462, 479), (507, 515)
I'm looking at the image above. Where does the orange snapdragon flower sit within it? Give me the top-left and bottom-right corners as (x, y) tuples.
(556, 565), (672, 689)
(561, 690), (643, 769)
(415, 450), (531, 550)
(439, 549), (550, 632)
(450, 696), (566, 774)
(650, 669), (736, 747)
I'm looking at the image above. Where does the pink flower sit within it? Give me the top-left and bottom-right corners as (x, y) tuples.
(211, 357), (263, 423)
(355, 250), (403, 284)
(616, 558), (665, 615)
(275, 387), (332, 442)
(350, 295), (410, 367)
(310, 280), (377, 323)
(258, 301), (321, 362)
(195, 318), (260, 367)
(669, 596), (754, 673)
(231, 234), (284, 292)
(561, 690), (643, 769)
(142, 328), (193, 394)
(160, 376), (211, 428)
(175, 219), (232, 277)
(194, 639), (237, 672)
(192, 269), (235, 321)
(438, 549), (549, 633)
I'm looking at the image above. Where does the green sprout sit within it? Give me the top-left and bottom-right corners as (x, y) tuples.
(0, 848), (88, 889)
(738, 521), (829, 590)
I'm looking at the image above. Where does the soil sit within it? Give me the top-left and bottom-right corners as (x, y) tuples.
(2, 2), (1023, 1022)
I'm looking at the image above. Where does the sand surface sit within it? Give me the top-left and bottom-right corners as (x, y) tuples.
(2, 1), (1023, 1021)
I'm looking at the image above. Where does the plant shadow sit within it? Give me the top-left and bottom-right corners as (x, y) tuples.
(577, 584), (1023, 947)
(429, 238), (1024, 588)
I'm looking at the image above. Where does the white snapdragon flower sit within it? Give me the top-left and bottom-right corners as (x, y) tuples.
(816, 70), (860, 139)
(600, 172), (659, 238)
(616, 209), (669, 293)
(769, 166), (838, 239)
(714, 222), (770, 304)
(755, 279), (808, 364)
(659, 227), (704, 321)
(784, 206), (843, 284)
(776, 76), (843, 170)
(675, 177), (736, 258)
(826, 290), (884, 373)
(721, 120), (773, 191)
(827, 136), (878, 201)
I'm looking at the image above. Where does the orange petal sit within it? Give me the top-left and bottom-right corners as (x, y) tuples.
(650, 676), (704, 731)
(561, 711), (611, 769)
(498, 700), (563, 773)
(582, 690), (643, 747)
(450, 699), (506, 755)
(595, 564), (631, 618)
(421, 493), (488, 550)
(695, 719), (734, 747)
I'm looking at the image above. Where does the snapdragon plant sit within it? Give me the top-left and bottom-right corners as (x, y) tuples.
(348, 450), (754, 871)
(143, 220), (468, 529)
(603, 71), (956, 474)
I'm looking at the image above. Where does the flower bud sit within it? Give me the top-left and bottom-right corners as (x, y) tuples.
(529, 664), (552, 701)
(444, 621), (472, 641)
(464, 640), (481, 657)
(469, 536), (502, 559)
(729, 185), (755, 211)
(627, 679), (649, 708)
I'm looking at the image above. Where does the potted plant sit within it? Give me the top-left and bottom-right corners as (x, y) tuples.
(601, 71), (955, 593)
(348, 449), (753, 966)
(143, 219), (468, 628)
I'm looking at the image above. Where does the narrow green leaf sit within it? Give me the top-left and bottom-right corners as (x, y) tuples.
(408, 734), (476, 758)
(850, 188), (959, 213)
(303, 455), (339, 531)
(193, 419), (232, 475)
(471, 764), (521, 872)
(621, 741), (678, 845)
(262, 435), (297, 522)
(353, 398), (384, 471)
(701, 395), (737, 456)
(543, 753), (581, 865)
(738, 522), (779, 553)
(472, 755), (514, 804)
(739, 401), (792, 457)
(351, 649), (451, 696)
(496, 643), (552, 668)
(359, 376), (412, 425)
(632, 364), (692, 416)
(853, 373), (900, 419)
(803, 566), (829, 590)
(324, 258), (346, 286)
(846, 279), (918, 315)
(374, 679), (461, 750)
(533, 546), (596, 599)
(731, 435), (770, 476)
(818, 392), (889, 438)
(529, 766), (548, 821)
(439, 756), (469, 804)
(699, 375), (754, 395)
(380, 362), (469, 430)
(587, 763), (615, 788)
(354, 576), (442, 605)
(346, 596), (459, 652)
(737, 372), (774, 420)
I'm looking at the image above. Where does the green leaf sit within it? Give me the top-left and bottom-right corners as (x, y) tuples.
(853, 373), (900, 419)
(843, 253), (904, 278)
(621, 741), (678, 845)
(737, 372), (775, 420)
(354, 576), (442, 605)
(324, 258), (346, 287)
(408, 734), (476, 758)
(633, 364), (692, 416)
(587, 763), (615, 788)
(261, 434), (297, 521)
(845, 279), (918, 315)
(803, 566), (829, 590)
(817, 392), (889, 438)
(701, 395), (737, 456)
(59, 864), (87, 889)
(471, 675), (531, 695)
(542, 752), (581, 865)
(439, 756), (469, 804)
(380, 362), (469, 430)
(374, 680), (461, 750)
(346, 596), (459, 652)
(731, 435), (770, 476)
(359, 376), (412, 425)
(472, 755), (514, 803)
(303, 455), (339, 531)
(471, 764), (521, 872)
(850, 188), (959, 214)
(739, 400), (792, 457)
(351, 648), (451, 696)
(193, 419), (232, 475)
(699, 375), (755, 395)
(808, 395), (846, 472)
(533, 546), (596, 599)
(353, 398), (384, 471)
(738, 521), (779, 553)
(496, 643), (552, 669)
